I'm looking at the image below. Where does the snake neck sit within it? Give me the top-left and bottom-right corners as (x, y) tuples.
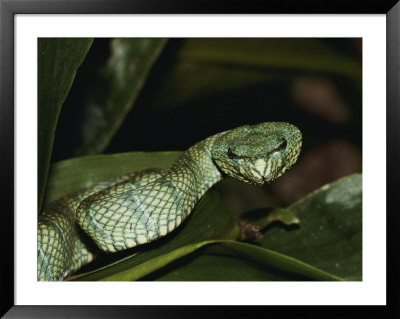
(165, 134), (223, 210)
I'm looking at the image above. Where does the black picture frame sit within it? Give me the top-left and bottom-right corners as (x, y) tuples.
(1, 0), (398, 317)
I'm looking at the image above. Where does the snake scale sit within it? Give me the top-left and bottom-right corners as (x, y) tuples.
(38, 122), (302, 281)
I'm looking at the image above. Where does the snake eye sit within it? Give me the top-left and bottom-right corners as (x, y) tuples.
(275, 138), (287, 152)
(228, 148), (238, 159)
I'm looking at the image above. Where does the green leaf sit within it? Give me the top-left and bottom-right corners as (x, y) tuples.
(143, 246), (297, 281)
(180, 38), (361, 78)
(140, 240), (342, 281)
(257, 174), (362, 281)
(70, 38), (167, 157)
(38, 38), (93, 212)
(102, 240), (341, 281)
(147, 38), (361, 110)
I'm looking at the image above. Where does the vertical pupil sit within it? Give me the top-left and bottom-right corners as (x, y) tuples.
(277, 138), (287, 151)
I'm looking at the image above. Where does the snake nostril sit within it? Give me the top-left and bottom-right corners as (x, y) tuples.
(227, 148), (237, 159)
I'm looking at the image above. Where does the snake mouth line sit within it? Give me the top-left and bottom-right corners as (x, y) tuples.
(38, 121), (302, 281)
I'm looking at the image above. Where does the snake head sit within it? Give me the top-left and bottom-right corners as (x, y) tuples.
(212, 122), (302, 186)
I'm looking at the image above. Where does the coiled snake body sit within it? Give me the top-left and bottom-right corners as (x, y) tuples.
(38, 122), (302, 281)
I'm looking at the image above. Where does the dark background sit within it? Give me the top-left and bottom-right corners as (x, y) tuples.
(52, 38), (362, 210)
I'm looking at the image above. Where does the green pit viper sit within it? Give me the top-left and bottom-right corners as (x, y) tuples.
(38, 122), (302, 281)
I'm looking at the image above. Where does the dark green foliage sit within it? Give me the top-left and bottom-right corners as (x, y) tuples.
(39, 38), (362, 281)
(38, 38), (93, 211)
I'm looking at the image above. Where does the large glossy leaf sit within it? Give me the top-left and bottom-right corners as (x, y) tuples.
(137, 241), (342, 281)
(38, 38), (93, 212)
(257, 174), (362, 281)
(57, 38), (167, 159)
(143, 246), (301, 281)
